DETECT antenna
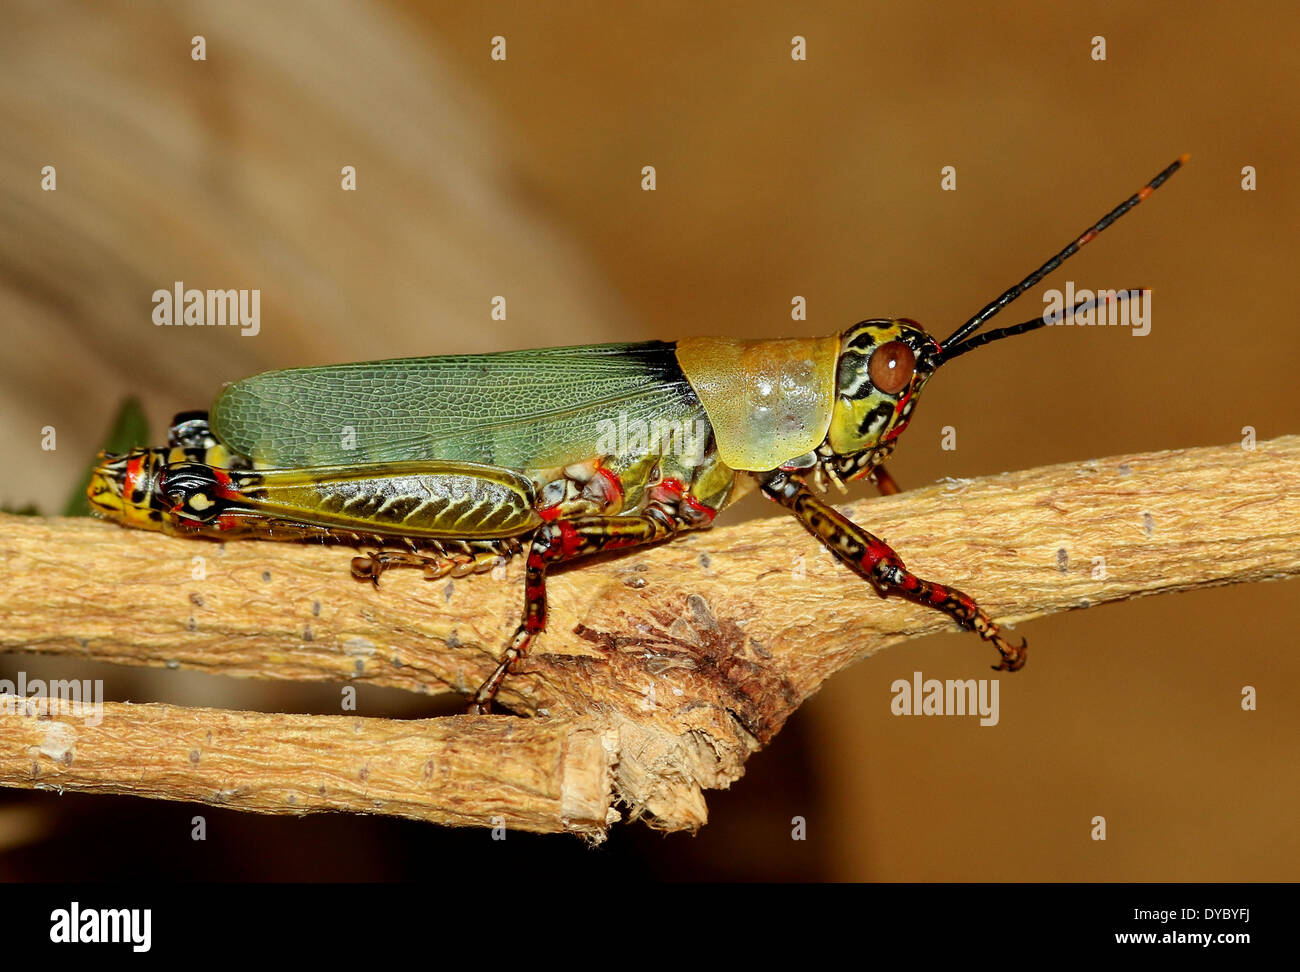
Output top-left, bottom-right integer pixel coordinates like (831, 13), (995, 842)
(937, 155), (1188, 360)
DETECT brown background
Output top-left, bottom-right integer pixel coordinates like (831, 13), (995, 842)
(0, 0), (1296, 880)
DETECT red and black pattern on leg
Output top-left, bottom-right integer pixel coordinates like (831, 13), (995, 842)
(649, 478), (717, 527)
(760, 472), (1026, 672)
(468, 535), (553, 713)
(468, 512), (679, 713)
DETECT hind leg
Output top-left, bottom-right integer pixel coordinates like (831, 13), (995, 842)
(468, 512), (676, 713)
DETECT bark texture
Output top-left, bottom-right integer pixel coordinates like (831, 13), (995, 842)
(1, 437), (1296, 836)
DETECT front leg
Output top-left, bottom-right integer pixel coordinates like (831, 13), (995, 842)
(761, 472), (1026, 672)
(869, 464), (901, 496)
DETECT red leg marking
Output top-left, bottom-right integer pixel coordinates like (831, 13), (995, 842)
(467, 511), (680, 713)
(762, 474), (1026, 672)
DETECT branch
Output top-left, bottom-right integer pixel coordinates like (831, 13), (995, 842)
(1, 437), (1297, 836)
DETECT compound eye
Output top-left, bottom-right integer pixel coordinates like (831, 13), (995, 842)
(868, 341), (916, 395)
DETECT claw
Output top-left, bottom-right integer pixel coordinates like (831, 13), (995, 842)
(350, 554), (383, 587)
(991, 636), (1028, 672)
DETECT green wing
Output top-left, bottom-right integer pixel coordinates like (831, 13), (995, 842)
(210, 341), (709, 470)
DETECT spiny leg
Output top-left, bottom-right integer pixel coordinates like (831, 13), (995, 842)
(352, 549), (452, 584)
(762, 473), (1025, 671)
(469, 511), (677, 713)
(350, 546), (509, 585)
(467, 534), (551, 714)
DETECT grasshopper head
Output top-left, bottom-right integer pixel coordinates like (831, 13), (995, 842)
(827, 319), (942, 472)
(823, 157), (1188, 483)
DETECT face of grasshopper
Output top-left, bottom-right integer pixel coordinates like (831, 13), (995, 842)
(826, 319), (942, 475)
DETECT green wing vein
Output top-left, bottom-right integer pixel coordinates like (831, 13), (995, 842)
(210, 341), (707, 470)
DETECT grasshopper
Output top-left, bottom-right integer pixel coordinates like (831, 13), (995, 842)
(89, 157), (1187, 712)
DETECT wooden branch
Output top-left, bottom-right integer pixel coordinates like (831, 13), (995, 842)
(0, 703), (615, 833)
(2, 436), (1297, 836)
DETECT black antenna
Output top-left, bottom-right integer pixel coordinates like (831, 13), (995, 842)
(939, 289), (1148, 363)
(937, 155), (1188, 360)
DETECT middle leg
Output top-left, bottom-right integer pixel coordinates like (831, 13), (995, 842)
(350, 539), (519, 585)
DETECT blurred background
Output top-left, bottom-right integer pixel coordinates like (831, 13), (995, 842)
(0, 0), (1297, 880)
